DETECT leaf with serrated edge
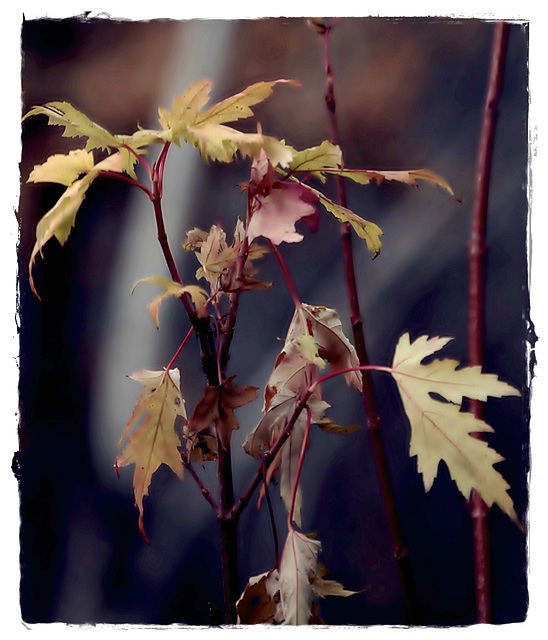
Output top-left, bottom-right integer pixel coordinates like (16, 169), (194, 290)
(288, 141), (342, 182)
(116, 368), (186, 542)
(236, 570), (282, 624)
(291, 304), (362, 391)
(132, 276), (209, 326)
(23, 102), (121, 152)
(242, 330), (329, 525)
(186, 123), (295, 166)
(28, 152), (124, 297)
(247, 183), (318, 246)
(159, 78), (298, 164)
(279, 530), (321, 625)
(189, 377), (258, 450)
(195, 79), (299, 127)
(27, 149), (95, 186)
(390, 332), (522, 529)
(316, 191), (383, 256)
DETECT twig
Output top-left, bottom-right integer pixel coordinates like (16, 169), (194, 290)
(467, 20), (509, 624)
(318, 20), (423, 624)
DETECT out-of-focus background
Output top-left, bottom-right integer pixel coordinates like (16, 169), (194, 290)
(17, 16), (529, 625)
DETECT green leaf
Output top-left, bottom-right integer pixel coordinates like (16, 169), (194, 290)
(390, 333), (522, 530)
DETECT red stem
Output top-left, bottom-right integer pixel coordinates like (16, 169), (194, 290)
(320, 22), (422, 624)
(288, 405), (312, 528)
(268, 240), (302, 308)
(467, 20), (509, 624)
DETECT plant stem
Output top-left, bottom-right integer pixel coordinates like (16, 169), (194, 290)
(319, 21), (422, 625)
(467, 20), (509, 624)
(218, 442), (239, 624)
(149, 143), (239, 623)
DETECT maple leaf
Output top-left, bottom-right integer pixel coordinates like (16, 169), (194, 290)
(238, 541), (354, 625)
(236, 569), (283, 624)
(194, 79), (299, 127)
(158, 78), (298, 165)
(326, 166), (455, 197)
(23, 102), (164, 179)
(288, 304), (363, 391)
(186, 124), (295, 166)
(116, 369), (187, 542)
(27, 149), (95, 186)
(189, 377), (258, 450)
(307, 186), (384, 256)
(247, 183), (319, 246)
(287, 140), (342, 182)
(28, 152), (124, 297)
(390, 333), (522, 529)
(279, 530), (322, 625)
(185, 220), (270, 293)
(194, 224), (238, 290)
(244, 304), (360, 524)
(22, 101), (122, 152)
(132, 276), (209, 326)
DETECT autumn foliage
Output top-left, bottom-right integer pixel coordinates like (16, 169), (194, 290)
(23, 69), (522, 625)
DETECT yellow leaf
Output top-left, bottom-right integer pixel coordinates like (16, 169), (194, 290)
(390, 333), (522, 530)
(186, 123), (295, 166)
(288, 141), (342, 182)
(294, 183), (383, 257)
(132, 276), (209, 326)
(28, 152), (124, 297)
(158, 78), (213, 140)
(195, 79), (299, 127)
(318, 192), (383, 256)
(158, 78), (298, 165)
(323, 167), (455, 197)
(23, 101), (121, 152)
(27, 149), (94, 186)
(116, 369), (186, 542)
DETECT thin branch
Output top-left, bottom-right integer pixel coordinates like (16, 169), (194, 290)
(268, 240), (302, 309)
(262, 456), (280, 568)
(319, 20), (423, 625)
(467, 20), (509, 624)
(288, 405), (312, 528)
(182, 456), (220, 514)
(96, 170), (153, 199)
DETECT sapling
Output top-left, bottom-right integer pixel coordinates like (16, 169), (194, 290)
(21, 22), (524, 626)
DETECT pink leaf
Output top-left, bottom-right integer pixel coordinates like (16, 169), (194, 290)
(247, 183), (318, 245)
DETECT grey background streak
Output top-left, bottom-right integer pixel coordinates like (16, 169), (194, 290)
(17, 17), (529, 625)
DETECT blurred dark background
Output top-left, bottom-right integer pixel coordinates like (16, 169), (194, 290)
(17, 17), (530, 625)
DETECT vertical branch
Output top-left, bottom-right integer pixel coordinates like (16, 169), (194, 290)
(150, 142), (240, 623)
(317, 20), (422, 624)
(467, 20), (509, 624)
